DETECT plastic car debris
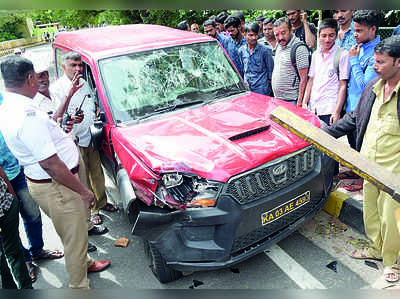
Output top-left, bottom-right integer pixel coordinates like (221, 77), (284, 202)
(364, 260), (379, 270)
(189, 279), (204, 288)
(326, 261), (337, 273)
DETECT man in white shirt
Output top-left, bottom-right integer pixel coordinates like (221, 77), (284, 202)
(32, 60), (105, 250)
(302, 18), (350, 125)
(50, 52), (117, 227)
(0, 56), (111, 289)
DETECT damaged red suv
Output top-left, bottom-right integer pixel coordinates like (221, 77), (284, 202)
(53, 24), (335, 283)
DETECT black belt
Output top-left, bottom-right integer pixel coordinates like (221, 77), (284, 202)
(27, 165), (79, 184)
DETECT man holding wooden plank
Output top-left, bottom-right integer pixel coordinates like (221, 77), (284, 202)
(273, 35), (400, 284)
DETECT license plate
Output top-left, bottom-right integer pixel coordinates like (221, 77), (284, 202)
(261, 191), (311, 225)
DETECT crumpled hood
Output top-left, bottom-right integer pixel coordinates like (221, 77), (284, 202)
(112, 93), (320, 182)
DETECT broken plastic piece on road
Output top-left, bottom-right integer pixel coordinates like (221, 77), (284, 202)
(113, 238), (130, 247)
(188, 279), (204, 288)
(193, 280), (204, 287)
(230, 267), (240, 273)
(326, 261), (337, 273)
(365, 260), (379, 270)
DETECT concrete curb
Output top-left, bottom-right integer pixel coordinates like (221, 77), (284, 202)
(323, 190), (365, 234)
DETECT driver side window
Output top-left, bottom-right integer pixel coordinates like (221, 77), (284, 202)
(82, 62), (106, 122)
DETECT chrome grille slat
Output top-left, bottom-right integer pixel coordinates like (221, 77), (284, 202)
(222, 146), (319, 205)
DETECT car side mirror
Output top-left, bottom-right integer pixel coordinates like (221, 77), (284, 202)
(99, 111), (106, 122)
(90, 118), (104, 151)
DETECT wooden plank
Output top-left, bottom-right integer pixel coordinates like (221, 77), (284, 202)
(269, 106), (400, 203)
(396, 209), (400, 233)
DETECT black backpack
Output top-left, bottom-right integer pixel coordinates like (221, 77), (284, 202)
(290, 42), (312, 87)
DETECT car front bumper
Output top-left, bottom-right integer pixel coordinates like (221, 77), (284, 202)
(132, 153), (335, 272)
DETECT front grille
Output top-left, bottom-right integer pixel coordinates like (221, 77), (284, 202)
(231, 196), (320, 254)
(222, 146), (319, 205)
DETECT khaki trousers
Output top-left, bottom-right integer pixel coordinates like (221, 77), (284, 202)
(27, 174), (94, 289)
(79, 143), (107, 215)
(364, 180), (400, 267)
(76, 154), (94, 231)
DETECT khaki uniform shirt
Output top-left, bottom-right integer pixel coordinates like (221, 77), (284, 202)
(360, 79), (400, 175)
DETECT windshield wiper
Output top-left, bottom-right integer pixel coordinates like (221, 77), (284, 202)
(135, 100), (205, 122)
(176, 90), (207, 100)
(154, 100), (205, 112)
(213, 86), (245, 99)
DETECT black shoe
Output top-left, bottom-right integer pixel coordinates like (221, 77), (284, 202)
(88, 225), (109, 236)
(88, 242), (97, 252)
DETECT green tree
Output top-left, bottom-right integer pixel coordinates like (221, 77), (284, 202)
(382, 10), (400, 26)
(97, 10), (142, 26)
(0, 10), (28, 41)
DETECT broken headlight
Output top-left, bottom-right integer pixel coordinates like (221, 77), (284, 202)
(162, 173), (183, 188)
(160, 173), (223, 208)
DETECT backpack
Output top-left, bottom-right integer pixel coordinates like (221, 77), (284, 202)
(333, 48), (372, 78)
(362, 56), (373, 73)
(290, 42), (312, 87)
(333, 47), (345, 79)
(333, 48), (372, 115)
(332, 47), (346, 115)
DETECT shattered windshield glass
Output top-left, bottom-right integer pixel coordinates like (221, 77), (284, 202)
(99, 41), (246, 123)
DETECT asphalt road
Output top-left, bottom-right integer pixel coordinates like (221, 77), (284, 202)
(2, 44), (400, 290)
(22, 167), (395, 290)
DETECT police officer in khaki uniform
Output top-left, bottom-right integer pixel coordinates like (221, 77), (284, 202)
(0, 56), (110, 289)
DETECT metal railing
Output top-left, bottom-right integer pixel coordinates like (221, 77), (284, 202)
(378, 27), (396, 39)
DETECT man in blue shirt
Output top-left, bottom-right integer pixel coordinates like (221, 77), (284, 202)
(215, 11), (229, 36)
(0, 93), (63, 283)
(333, 10), (356, 50)
(203, 19), (227, 49)
(223, 15), (247, 77)
(338, 10), (382, 190)
(346, 11), (382, 114)
(238, 22), (274, 96)
(393, 25), (400, 36)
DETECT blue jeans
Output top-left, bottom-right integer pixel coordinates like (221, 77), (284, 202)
(10, 169), (44, 262)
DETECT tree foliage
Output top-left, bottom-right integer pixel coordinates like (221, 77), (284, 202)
(0, 10), (28, 41)
(382, 10), (400, 26)
(1, 9), (400, 42)
(26, 9), (324, 31)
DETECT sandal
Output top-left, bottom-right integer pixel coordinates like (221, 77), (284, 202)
(91, 213), (103, 225)
(392, 263), (400, 274)
(336, 171), (359, 180)
(384, 266), (399, 283)
(101, 203), (118, 212)
(27, 262), (38, 283)
(32, 249), (64, 261)
(349, 248), (383, 261)
(343, 182), (363, 192)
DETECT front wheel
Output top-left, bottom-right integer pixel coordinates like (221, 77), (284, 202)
(144, 240), (183, 283)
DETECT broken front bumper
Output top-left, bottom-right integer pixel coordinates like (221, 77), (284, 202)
(132, 152), (335, 272)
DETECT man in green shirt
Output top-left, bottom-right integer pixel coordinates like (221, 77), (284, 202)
(358, 36), (400, 284)
(324, 35), (400, 284)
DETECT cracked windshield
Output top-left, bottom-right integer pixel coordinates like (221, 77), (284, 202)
(99, 41), (245, 123)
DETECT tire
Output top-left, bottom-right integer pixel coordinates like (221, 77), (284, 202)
(144, 240), (183, 283)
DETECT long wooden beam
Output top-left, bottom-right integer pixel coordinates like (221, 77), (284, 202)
(269, 106), (400, 203)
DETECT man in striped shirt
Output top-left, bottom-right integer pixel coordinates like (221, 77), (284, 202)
(271, 17), (310, 106)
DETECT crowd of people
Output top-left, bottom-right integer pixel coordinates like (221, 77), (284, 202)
(179, 8), (400, 286)
(0, 9), (399, 289)
(0, 51), (118, 289)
